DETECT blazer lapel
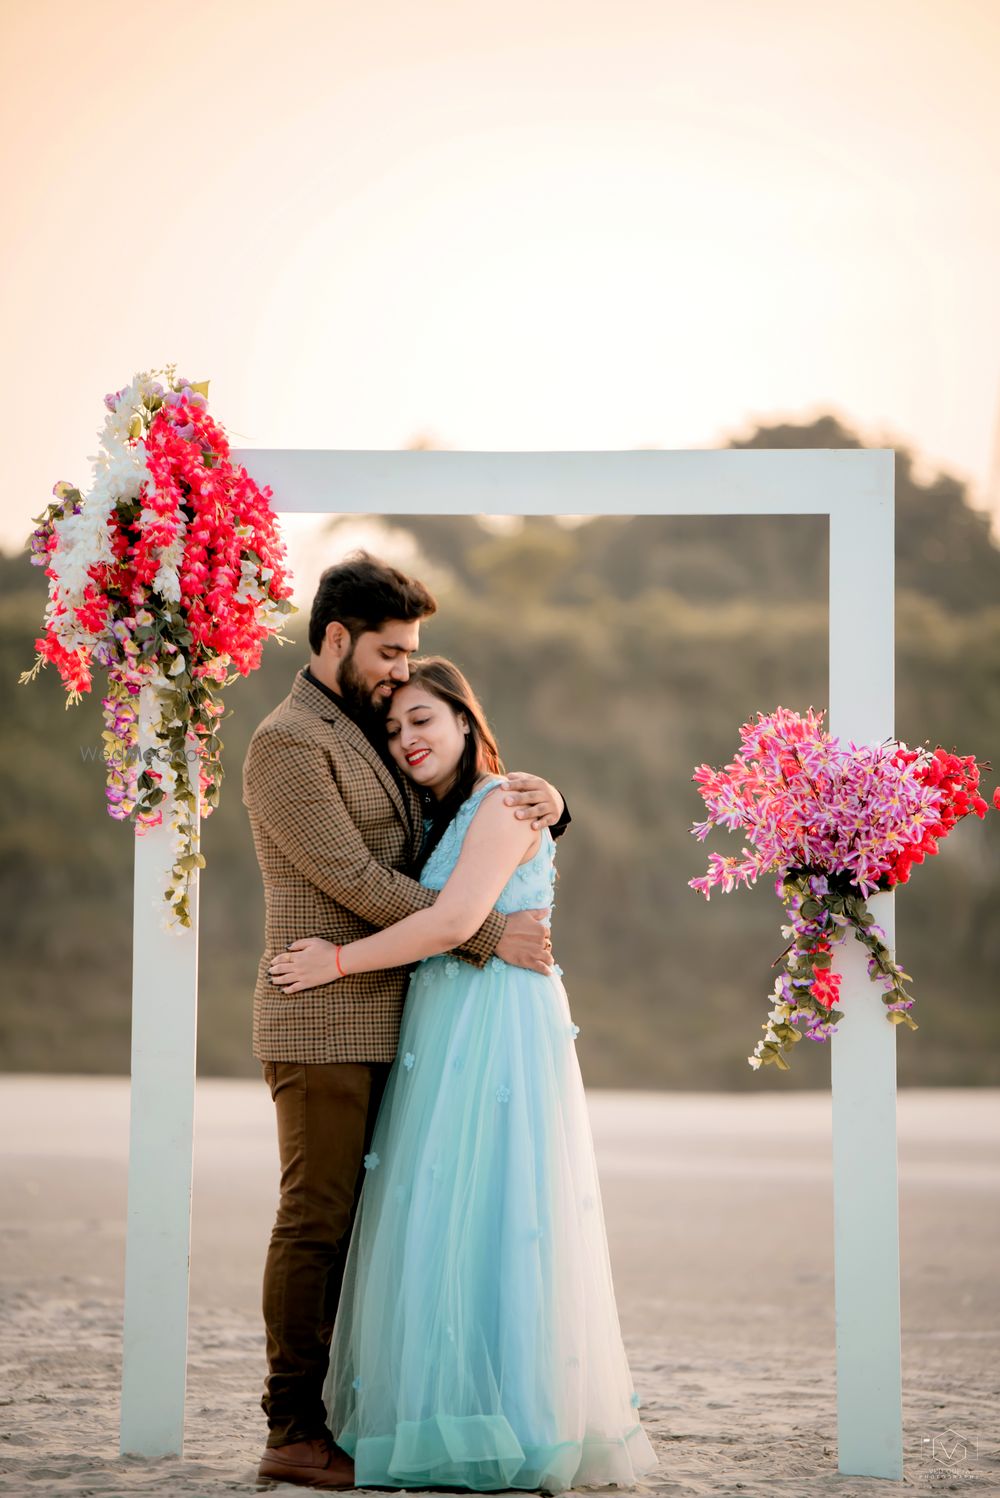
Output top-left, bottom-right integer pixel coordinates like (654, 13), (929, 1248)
(291, 668), (421, 848)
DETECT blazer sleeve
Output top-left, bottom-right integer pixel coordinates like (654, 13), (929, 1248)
(243, 724), (506, 965)
(550, 792), (572, 839)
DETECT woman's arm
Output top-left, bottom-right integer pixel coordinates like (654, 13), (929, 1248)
(244, 722), (509, 964)
(268, 787), (543, 992)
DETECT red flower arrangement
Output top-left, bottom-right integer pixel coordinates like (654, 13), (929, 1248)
(21, 368), (297, 928)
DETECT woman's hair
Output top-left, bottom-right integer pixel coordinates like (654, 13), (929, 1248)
(308, 549), (437, 654)
(399, 656), (505, 867)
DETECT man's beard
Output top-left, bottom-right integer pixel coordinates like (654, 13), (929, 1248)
(339, 646), (392, 730)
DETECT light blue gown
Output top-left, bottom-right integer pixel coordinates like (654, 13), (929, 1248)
(324, 777), (658, 1492)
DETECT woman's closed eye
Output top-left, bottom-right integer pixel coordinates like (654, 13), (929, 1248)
(388, 717), (430, 740)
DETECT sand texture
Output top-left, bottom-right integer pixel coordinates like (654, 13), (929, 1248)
(1, 1078), (997, 1495)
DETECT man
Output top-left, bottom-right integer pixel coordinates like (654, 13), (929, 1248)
(243, 551), (569, 1490)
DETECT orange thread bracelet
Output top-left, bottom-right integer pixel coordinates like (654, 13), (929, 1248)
(335, 945), (347, 977)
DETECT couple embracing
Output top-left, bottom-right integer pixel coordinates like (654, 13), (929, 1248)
(242, 552), (657, 1493)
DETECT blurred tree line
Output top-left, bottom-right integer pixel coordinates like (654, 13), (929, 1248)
(1, 413), (998, 1088)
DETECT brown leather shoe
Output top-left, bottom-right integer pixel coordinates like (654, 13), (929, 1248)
(257, 1436), (356, 1490)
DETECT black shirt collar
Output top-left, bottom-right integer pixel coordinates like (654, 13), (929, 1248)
(303, 665), (387, 743)
(303, 664), (354, 716)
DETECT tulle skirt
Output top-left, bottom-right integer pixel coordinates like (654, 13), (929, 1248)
(323, 952), (658, 1493)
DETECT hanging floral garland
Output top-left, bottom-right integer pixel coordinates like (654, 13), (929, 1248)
(688, 707), (999, 1072)
(20, 367), (297, 929)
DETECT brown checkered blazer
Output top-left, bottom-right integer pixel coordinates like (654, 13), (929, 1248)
(242, 665), (506, 1063)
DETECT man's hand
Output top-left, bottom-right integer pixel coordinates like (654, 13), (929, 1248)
(496, 908), (554, 974)
(501, 772), (565, 832)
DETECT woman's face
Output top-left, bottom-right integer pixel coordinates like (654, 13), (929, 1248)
(385, 682), (470, 798)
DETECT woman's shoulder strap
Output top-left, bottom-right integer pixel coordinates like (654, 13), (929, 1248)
(459, 773), (505, 819)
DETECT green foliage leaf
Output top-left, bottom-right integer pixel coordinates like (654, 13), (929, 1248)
(174, 851), (207, 872)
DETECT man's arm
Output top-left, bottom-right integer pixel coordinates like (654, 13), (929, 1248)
(243, 724), (504, 966)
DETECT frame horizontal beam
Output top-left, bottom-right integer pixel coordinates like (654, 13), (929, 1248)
(231, 446), (893, 517)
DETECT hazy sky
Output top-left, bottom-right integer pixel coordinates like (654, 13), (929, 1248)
(4, 0), (999, 587)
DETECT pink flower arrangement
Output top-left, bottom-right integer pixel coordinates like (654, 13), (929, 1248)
(689, 707), (998, 1071)
(21, 367), (297, 928)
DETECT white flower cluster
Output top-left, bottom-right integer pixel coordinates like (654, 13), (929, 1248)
(46, 372), (163, 650)
(748, 979), (793, 1068)
(254, 599), (288, 634)
(233, 555), (268, 607)
(152, 512), (187, 605)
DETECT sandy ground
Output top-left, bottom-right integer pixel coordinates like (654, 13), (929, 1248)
(0, 1078), (997, 1496)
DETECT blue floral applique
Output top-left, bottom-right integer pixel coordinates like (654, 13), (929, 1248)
(403, 1051), (415, 1070)
(352, 1375), (363, 1391)
(444, 959), (460, 978)
(363, 1152), (380, 1171)
(489, 955), (505, 973)
(495, 1084), (511, 1104)
(570, 1022), (580, 1039)
(630, 1391), (641, 1409)
(553, 963), (564, 978)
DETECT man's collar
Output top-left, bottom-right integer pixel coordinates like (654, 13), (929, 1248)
(301, 663), (354, 716)
(292, 664), (349, 722)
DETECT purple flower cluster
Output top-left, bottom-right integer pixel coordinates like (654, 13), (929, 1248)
(690, 710), (934, 1074)
(689, 707), (945, 901)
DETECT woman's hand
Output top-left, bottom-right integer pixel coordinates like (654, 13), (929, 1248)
(268, 937), (342, 994)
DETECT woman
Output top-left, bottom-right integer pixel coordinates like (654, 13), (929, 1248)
(268, 658), (658, 1494)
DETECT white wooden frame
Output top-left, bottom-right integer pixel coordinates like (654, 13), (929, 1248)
(120, 447), (902, 1480)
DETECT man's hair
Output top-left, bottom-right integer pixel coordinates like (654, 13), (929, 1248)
(308, 550), (438, 654)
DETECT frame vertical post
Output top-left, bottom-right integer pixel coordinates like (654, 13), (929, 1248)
(828, 452), (903, 1478)
(120, 683), (201, 1457)
(117, 444), (902, 1476)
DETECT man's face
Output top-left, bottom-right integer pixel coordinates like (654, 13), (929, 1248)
(337, 618), (421, 718)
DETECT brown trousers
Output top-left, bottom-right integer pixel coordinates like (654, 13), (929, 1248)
(260, 1058), (391, 1448)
